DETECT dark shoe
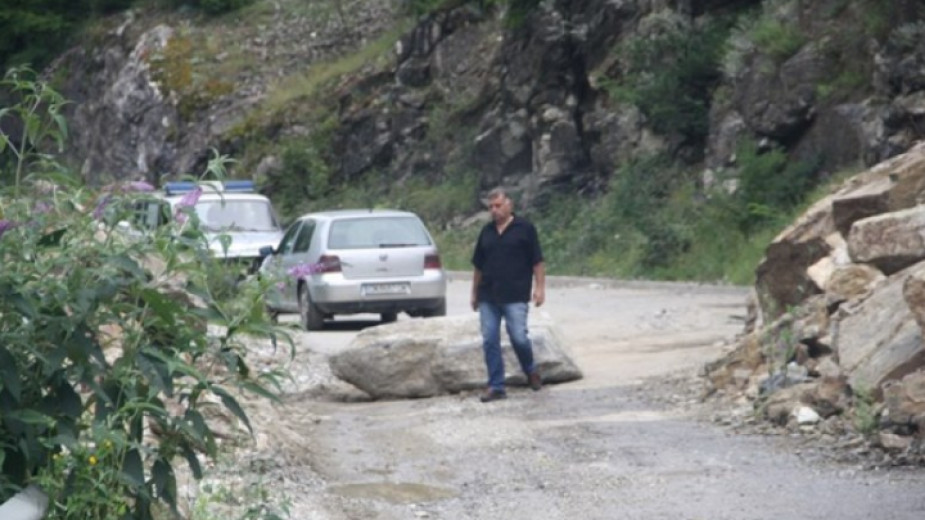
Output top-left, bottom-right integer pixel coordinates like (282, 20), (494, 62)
(528, 371), (543, 391)
(479, 388), (507, 403)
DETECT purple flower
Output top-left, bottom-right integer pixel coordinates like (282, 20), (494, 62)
(0, 220), (17, 239)
(92, 194), (113, 220)
(174, 187), (202, 224)
(33, 201), (52, 214)
(275, 281), (287, 291)
(127, 181), (155, 192)
(176, 186), (202, 208)
(287, 262), (322, 278)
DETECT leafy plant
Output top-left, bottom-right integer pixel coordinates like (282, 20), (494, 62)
(750, 18), (806, 63)
(723, 8), (806, 79)
(604, 17), (729, 146)
(192, 477), (291, 520)
(1, 68), (289, 519)
(271, 138), (334, 217)
(712, 138), (821, 235)
(0, 66), (69, 196)
(851, 385), (880, 436)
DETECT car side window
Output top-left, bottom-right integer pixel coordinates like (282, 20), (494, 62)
(278, 221), (303, 256)
(292, 219), (315, 253)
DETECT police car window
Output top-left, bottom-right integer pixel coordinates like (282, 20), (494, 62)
(131, 200), (169, 230)
(196, 200), (277, 231)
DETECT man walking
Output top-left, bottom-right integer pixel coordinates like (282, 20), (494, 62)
(470, 188), (546, 402)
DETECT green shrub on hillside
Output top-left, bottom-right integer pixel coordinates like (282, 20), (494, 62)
(0, 0), (252, 74)
(714, 139), (821, 234)
(271, 138), (334, 217)
(750, 18), (805, 63)
(604, 18), (729, 146)
(0, 0), (137, 71)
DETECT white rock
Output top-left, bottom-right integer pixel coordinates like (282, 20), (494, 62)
(794, 405), (821, 425)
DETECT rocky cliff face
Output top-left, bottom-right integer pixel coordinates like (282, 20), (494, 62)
(49, 1), (398, 185)
(47, 0), (925, 212)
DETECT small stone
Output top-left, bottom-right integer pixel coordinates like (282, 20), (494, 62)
(794, 405), (821, 425)
(879, 432), (913, 451)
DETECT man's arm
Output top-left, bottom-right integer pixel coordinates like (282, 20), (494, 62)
(471, 268), (482, 311)
(533, 262), (546, 307)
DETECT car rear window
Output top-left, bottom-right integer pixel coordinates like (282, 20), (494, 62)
(328, 216), (432, 249)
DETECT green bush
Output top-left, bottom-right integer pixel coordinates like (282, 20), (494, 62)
(1, 68), (288, 519)
(270, 138), (333, 218)
(716, 139), (821, 234)
(605, 18), (729, 146)
(750, 18), (806, 63)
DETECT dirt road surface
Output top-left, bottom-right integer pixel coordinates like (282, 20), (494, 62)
(210, 274), (925, 520)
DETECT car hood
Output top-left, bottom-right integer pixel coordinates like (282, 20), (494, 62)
(206, 230), (283, 259)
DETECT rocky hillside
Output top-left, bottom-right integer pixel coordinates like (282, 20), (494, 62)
(706, 142), (925, 462)
(45, 0), (925, 212)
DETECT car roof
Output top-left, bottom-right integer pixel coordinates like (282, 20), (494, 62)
(296, 209), (420, 222)
(150, 181), (272, 207)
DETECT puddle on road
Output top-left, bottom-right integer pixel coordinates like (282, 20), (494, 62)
(328, 482), (457, 504)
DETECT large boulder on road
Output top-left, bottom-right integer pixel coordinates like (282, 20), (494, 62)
(329, 313), (583, 399)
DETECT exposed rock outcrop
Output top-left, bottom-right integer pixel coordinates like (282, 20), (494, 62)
(708, 142), (925, 451)
(328, 313), (582, 399)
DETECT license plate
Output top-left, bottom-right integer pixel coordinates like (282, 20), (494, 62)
(363, 283), (410, 296)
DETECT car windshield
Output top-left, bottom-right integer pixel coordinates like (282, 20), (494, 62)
(195, 200), (278, 231)
(328, 216), (432, 249)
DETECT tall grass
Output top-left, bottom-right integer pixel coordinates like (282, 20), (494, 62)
(262, 22), (411, 115)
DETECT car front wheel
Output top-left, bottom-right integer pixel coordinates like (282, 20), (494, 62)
(298, 284), (325, 331)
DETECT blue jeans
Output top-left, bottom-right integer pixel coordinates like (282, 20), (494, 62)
(479, 301), (536, 391)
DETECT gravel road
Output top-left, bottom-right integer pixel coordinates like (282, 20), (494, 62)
(196, 274), (925, 520)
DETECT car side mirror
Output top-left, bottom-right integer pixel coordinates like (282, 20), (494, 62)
(258, 245), (275, 258)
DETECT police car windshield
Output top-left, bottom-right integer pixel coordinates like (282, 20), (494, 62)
(195, 200), (278, 231)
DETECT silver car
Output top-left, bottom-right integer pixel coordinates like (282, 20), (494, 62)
(259, 209), (447, 330)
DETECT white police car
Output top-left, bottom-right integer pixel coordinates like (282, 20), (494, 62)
(130, 180), (284, 274)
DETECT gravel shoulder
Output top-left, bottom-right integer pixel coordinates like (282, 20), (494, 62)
(195, 274), (925, 519)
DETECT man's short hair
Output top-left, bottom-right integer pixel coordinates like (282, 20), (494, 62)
(487, 187), (509, 201)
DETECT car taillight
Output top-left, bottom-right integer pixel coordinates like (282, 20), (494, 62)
(424, 254), (442, 269)
(317, 254), (342, 273)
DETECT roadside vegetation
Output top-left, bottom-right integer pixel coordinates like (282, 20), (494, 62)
(0, 68), (289, 519)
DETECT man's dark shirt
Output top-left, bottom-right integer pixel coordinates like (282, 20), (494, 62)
(472, 215), (544, 304)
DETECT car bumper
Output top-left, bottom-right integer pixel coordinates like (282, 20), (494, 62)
(309, 271), (446, 314)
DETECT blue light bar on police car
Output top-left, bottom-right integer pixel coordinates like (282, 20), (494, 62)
(163, 181), (197, 195)
(163, 180), (256, 195)
(223, 180), (256, 192)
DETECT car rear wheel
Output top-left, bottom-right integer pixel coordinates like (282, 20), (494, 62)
(298, 284), (325, 331)
(422, 298), (447, 318)
(380, 312), (398, 324)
